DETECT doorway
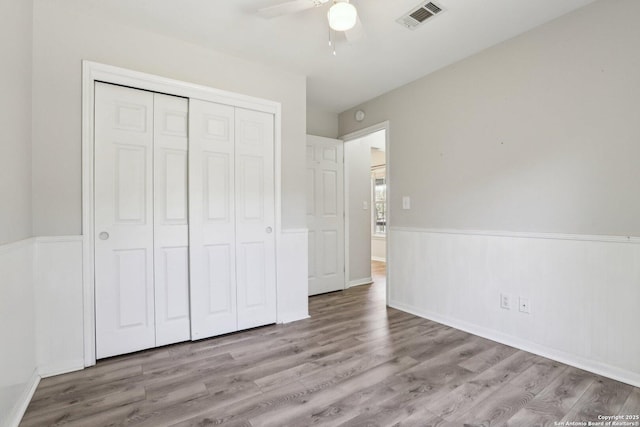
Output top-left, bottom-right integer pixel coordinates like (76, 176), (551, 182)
(370, 133), (386, 265)
(342, 122), (390, 304)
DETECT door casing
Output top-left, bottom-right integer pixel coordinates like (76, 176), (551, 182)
(82, 61), (283, 367)
(340, 122), (391, 302)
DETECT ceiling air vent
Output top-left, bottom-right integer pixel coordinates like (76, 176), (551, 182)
(397, 1), (444, 30)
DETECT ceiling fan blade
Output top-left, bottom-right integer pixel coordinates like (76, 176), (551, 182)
(344, 15), (365, 42)
(258, 0), (319, 19)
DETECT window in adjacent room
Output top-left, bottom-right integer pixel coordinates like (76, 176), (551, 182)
(372, 171), (386, 235)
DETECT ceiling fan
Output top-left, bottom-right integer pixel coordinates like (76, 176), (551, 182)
(258, 0), (365, 49)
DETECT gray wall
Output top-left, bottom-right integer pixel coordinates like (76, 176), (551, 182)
(0, 0), (33, 245)
(32, 0), (307, 235)
(345, 136), (372, 283)
(340, 0), (640, 237)
(307, 106), (339, 139)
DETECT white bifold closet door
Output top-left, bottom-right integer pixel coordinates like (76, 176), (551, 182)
(94, 83), (190, 359)
(152, 93), (191, 347)
(235, 107), (276, 330)
(189, 99), (276, 340)
(188, 101), (237, 339)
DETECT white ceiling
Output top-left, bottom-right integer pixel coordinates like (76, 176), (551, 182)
(68, 0), (596, 113)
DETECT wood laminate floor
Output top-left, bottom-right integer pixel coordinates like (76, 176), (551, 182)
(22, 261), (639, 426)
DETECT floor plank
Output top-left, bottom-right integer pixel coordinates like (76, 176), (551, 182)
(561, 376), (633, 424)
(506, 366), (597, 426)
(21, 261), (639, 427)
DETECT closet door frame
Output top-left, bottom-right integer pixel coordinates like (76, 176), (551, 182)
(81, 61), (282, 367)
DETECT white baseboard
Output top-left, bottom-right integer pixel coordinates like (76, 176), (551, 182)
(347, 277), (373, 288)
(371, 256), (386, 262)
(38, 358), (85, 378)
(389, 299), (640, 389)
(5, 369), (40, 427)
(278, 313), (310, 324)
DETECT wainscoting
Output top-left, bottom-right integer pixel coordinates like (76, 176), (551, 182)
(0, 230), (309, 427)
(0, 235), (84, 427)
(0, 238), (37, 427)
(388, 226), (640, 388)
(277, 228), (310, 323)
(34, 236), (84, 377)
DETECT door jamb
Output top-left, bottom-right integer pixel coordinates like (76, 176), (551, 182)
(82, 61), (282, 367)
(339, 121), (391, 303)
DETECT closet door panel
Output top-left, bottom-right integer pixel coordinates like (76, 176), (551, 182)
(205, 244), (234, 313)
(189, 100), (238, 339)
(153, 93), (191, 346)
(94, 83), (156, 359)
(235, 108), (277, 330)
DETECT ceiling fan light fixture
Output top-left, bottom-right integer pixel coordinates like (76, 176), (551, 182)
(327, 1), (357, 31)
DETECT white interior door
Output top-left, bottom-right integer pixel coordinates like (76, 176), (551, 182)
(94, 83), (156, 358)
(306, 135), (345, 296)
(235, 108), (276, 330)
(153, 93), (191, 346)
(189, 100), (238, 339)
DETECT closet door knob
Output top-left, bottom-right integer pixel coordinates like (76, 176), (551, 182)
(99, 232), (110, 240)
(265, 226), (273, 234)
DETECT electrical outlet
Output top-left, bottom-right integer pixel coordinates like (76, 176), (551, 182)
(519, 297), (531, 314)
(500, 293), (511, 310)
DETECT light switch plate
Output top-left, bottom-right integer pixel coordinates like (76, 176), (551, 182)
(402, 196), (411, 210)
